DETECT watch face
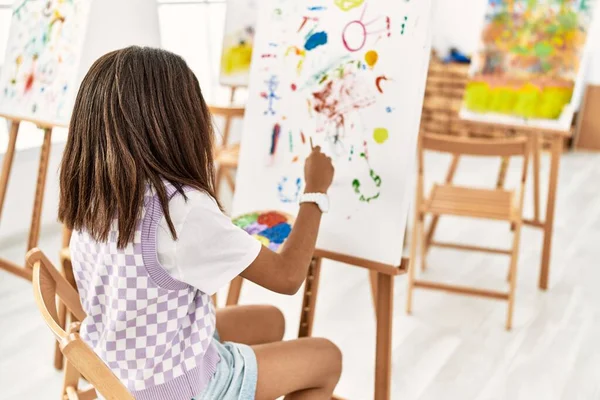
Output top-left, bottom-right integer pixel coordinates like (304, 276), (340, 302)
(318, 196), (330, 213)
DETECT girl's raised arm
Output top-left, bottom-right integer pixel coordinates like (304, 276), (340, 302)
(241, 145), (334, 295)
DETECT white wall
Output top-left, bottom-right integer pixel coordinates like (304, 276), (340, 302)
(431, 0), (487, 58)
(588, 6), (600, 84)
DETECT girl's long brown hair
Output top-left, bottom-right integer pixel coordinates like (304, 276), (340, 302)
(59, 46), (218, 248)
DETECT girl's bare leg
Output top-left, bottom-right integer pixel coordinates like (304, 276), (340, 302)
(253, 337), (342, 400)
(216, 305), (285, 345)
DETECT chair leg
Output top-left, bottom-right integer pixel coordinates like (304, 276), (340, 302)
(65, 386), (80, 400)
(506, 222), (522, 331)
(55, 300), (67, 370)
(419, 213), (427, 271)
(55, 254), (75, 370)
(62, 361), (82, 400)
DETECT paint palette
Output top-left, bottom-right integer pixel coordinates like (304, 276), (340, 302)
(233, 211), (294, 253)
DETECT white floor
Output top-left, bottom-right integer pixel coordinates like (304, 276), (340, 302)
(1, 150), (600, 400)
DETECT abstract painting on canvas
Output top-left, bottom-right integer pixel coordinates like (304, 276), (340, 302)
(219, 0), (259, 87)
(233, 0), (433, 266)
(461, 0), (597, 130)
(0, 0), (92, 126)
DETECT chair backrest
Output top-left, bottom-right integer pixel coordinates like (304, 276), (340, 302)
(209, 105), (245, 147)
(27, 249), (134, 400)
(421, 134), (530, 158)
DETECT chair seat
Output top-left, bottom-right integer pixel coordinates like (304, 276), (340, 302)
(215, 144), (240, 168)
(424, 184), (517, 221)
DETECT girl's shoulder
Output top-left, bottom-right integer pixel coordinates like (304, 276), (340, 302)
(174, 187), (219, 213)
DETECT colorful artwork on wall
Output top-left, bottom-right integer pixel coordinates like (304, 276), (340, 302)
(219, 0), (259, 87)
(462, 0), (598, 129)
(0, 0), (92, 126)
(233, 0), (433, 266)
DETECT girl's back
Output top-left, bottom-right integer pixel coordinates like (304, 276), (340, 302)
(60, 46), (341, 400)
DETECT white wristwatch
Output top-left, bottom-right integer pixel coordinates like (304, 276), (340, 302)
(299, 193), (330, 213)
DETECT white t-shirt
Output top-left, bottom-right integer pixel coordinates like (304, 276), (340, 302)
(156, 190), (262, 295)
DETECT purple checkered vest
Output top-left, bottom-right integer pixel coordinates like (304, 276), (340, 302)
(70, 184), (220, 400)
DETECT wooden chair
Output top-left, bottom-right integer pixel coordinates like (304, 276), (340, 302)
(54, 228), (75, 370)
(27, 248), (134, 400)
(209, 105), (245, 195)
(419, 57), (519, 252)
(406, 134), (530, 330)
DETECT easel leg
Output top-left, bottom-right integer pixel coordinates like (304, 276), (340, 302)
(425, 155), (459, 250)
(374, 273), (393, 400)
(226, 276), (244, 306)
(27, 128), (52, 251)
(215, 166), (224, 200)
(298, 257), (322, 338)
(62, 226), (72, 248)
(532, 133), (541, 223)
(229, 86), (237, 105)
(369, 270), (378, 315)
(0, 121), (19, 219)
(539, 136), (562, 290)
(224, 168), (236, 193)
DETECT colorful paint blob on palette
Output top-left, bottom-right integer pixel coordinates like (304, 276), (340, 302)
(233, 211), (294, 252)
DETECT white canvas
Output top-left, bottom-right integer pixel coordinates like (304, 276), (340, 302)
(233, 0), (433, 266)
(219, 0), (259, 87)
(0, 0), (92, 126)
(0, 0), (161, 128)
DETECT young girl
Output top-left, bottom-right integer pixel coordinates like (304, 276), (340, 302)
(59, 46), (341, 400)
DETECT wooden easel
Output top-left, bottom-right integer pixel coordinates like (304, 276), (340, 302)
(0, 113), (60, 281)
(298, 250), (409, 400)
(213, 85), (244, 195)
(224, 223), (410, 399)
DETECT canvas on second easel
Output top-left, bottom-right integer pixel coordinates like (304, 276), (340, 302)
(0, 0), (92, 126)
(219, 0), (259, 87)
(461, 0), (598, 131)
(233, 0), (433, 266)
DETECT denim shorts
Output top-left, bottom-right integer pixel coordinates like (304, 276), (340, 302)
(195, 333), (258, 400)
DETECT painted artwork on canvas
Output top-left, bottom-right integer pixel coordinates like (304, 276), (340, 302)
(219, 0), (259, 87)
(462, 0), (597, 128)
(0, 0), (92, 126)
(233, 0), (433, 266)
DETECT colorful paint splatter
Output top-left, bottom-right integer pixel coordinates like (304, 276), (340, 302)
(238, 0), (420, 205)
(0, 0), (92, 126)
(233, 0), (433, 266)
(233, 211), (294, 252)
(464, 0), (597, 120)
